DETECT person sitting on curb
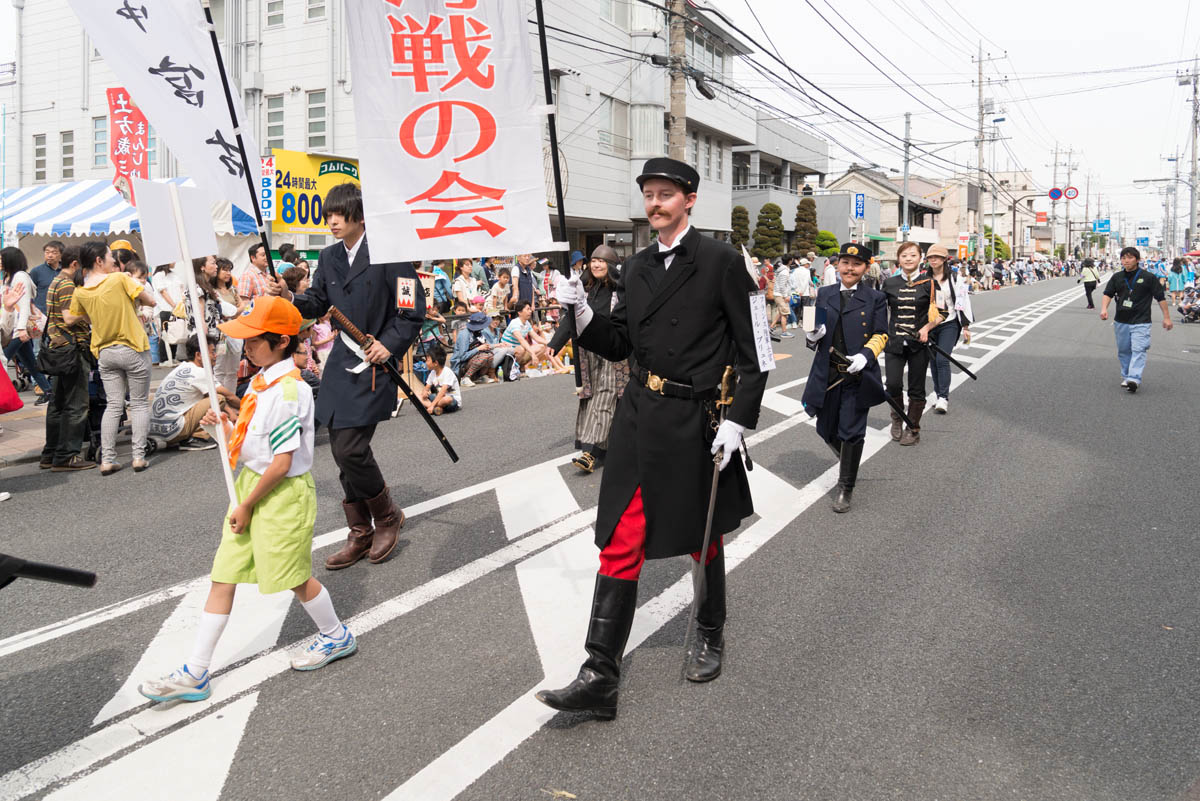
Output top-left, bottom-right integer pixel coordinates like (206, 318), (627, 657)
(149, 334), (240, 451)
(416, 344), (461, 416)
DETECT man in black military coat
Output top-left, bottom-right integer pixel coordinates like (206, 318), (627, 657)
(801, 242), (888, 513)
(535, 157), (768, 720)
(269, 183), (425, 570)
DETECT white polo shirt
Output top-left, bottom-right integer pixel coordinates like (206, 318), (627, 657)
(237, 359), (315, 477)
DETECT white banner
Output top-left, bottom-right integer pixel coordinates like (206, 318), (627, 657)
(343, 0), (558, 262)
(68, 0), (260, 220)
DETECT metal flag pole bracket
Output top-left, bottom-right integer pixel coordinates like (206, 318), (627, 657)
(328, 306), (459, 463)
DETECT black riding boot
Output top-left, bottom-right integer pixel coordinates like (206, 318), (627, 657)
(535, 574), (638, 720)
(832, 439), (865, 513)
(684, 549), (727, 682)
(826, 438), (843, 460)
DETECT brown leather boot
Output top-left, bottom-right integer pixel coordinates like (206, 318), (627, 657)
(325, 500), (374, 570)
(366, 487), (405, 564)
(899, 399), (926, 446)
(889, 407), (904, 441)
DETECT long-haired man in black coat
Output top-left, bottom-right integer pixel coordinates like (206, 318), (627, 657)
(268, 183), (425, 570)
(535, 158), (768, 720)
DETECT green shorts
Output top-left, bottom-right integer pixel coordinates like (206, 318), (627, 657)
(210, 468), (317, 594)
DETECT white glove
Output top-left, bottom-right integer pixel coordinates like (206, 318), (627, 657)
(847, 352), (868, 374)
(805, 324), (826, 343)
(553, 271), (585, 306)
(710, 419), (745, 472)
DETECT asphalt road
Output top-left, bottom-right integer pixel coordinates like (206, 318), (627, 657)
(3, 275), (1199, 801)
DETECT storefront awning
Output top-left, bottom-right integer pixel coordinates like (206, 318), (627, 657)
(866, 233), (895, 242)
(0, 178), (256, 237)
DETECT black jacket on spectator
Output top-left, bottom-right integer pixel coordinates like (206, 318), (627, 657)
(577, 227), (767, 559)
(290, 236), (425, 428)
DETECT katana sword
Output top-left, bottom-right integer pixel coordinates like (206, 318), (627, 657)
(328, 306), (460, 463)
(682, 366), (736, 680)
(830, 347), (916, 429)
(0, 553), (96, 592)
(925, 340), (979, 380)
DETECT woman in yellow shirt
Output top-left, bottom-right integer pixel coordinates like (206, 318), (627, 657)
(64, 241), (158, 474)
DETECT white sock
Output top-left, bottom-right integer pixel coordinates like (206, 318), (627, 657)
(300, 586), (343, 638)
(187, 612), (229, 675)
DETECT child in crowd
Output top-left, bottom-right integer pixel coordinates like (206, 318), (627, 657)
(138, 296), (356, 704)
(418, 344), (461, 415)
(486, 267), (512, 315)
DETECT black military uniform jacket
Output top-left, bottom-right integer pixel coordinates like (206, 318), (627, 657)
(577, 227), (768, 559)
(800, 283), (888, 412)
(880, 271), (934, 353)
(290, 236), (425, 429)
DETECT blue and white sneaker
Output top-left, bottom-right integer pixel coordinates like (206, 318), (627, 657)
(290, 625), (357, 671)
(138, 665), (212, 703)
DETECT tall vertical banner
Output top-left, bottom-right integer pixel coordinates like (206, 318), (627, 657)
(69, 0), (260, 217)
(106, 88), (150, 206)
(343, 0), (559, 262)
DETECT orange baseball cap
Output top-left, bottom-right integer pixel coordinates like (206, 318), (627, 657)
(218, 295), (302, 339)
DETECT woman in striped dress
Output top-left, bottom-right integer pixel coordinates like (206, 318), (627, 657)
(571, 245), (629, 473)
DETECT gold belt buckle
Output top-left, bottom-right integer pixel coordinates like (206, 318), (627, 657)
(646, 372), (665, 394)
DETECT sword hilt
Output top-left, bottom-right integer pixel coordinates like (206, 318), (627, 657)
(716, 365), (735, 408)
(329, 306), (375, 349)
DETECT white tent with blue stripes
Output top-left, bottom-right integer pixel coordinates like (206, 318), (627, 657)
(0, 178), (256, 239)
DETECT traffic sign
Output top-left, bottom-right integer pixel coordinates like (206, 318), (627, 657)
(1048, 187), (1063, 200)
(1136, 237), (1150, 247)
(854, 193), (865, 219)
(1092, 218), (1110, 234)
(1064, 186), (1079, 200)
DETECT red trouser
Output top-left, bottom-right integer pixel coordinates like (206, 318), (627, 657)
(598, 487), (721, 580)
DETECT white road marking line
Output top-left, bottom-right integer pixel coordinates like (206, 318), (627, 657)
(3, 283), (1087, 801)
(44, 694), (260, 801)
(496, 462), (581, 541)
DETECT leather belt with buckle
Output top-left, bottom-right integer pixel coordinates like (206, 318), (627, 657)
(633, 366), (717, 401)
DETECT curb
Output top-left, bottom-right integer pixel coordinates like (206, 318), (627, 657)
(0, 447), (44, 469)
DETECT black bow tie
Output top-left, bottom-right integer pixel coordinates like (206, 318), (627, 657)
(840, 289), (855, 301)
(653, 245), (684, 262)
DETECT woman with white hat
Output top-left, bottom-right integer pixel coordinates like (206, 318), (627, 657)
(925, 243), (973, 414)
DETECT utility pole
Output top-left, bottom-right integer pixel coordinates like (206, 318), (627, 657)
(901, 112), (911, 242)
(976, 41), (985, 264)
(1083, 173), (1090, 257)
(1064, 147), (1077, 258)
(667, 0), (687, 161)
(1182, 57), (1199, 251)
(1049, 143), (1059, 257)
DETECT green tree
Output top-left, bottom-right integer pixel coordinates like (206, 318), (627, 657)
(814, 229), (839, 257)
(730, 205), (750, 248)
(983, 225), (1011, 260)
(752, 202), (785, 259)
(793, 197), (818, 255)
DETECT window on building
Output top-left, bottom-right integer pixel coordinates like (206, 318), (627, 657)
(703, 135), (712, 180)
(602, 0), (627, 28)
(716, 141), (723, 182)
(147, 126), (157, 166)
(60, 131), (74, 181)
(307, 90), (327, 150)
(266, 95), (285, 150)
(266, 0), (283, 27)
(306, 0), (325, 20)
(598, 96), (629, 157)
(685, 28), (725, 77)
(689, 130), (699, 169)
(93, 117), (107, 168)
(33, 135), (46, 183)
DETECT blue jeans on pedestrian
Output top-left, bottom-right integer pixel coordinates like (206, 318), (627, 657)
(928, 320), (961, 399)
(3, 337), (52, 394)
(1114, 321), (1151, 383)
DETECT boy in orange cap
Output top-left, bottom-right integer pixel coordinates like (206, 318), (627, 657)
(138, 296), (356, 704)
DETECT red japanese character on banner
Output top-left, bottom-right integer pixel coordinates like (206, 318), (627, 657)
(387, 10), (494, 93)
(106, 87), (150, 206)
(398, 99), (496, 162)
(385, 1), (480, 12)
(405, 170), (506, 239)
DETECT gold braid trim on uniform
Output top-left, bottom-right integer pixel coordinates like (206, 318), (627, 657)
(865, 333), (887, 358)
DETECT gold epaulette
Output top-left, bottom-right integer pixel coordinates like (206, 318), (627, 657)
(865, 333), (887, 358)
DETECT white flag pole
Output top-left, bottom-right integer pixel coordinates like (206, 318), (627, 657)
(168, 182), (238, 506)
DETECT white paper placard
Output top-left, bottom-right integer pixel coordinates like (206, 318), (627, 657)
(749, 290), (776, 372)
(134, 179), (220, 267)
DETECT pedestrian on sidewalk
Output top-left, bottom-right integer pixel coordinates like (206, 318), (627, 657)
(1100, 246), (1173, 393)
(39, 246), (96, 472)
(2, 247), (54, 405)
(138, 297), (356, 705)
(0, 280), (29, 501)
(1079, 258), (1101, 309)
(538, 157), (767, 719)
(801, 242), (889, 513)
(63, 241), (158, 474)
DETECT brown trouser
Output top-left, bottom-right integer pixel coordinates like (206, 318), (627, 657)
(166, 397), (227, 445)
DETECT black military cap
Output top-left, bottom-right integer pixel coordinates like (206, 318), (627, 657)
(636, 157), (700, 193)
(836, 241), (870, 263)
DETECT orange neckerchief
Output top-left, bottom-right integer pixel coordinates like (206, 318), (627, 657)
(227, 367), (301, 470)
